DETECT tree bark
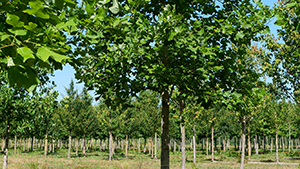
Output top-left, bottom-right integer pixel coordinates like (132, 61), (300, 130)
(68, 131), (72, 158)
(161, 89), (170, 169)
(211, 123), (215, 162)
(83, 135), (86, 157)
(276, 127), (279, 163)
(125, 134), (128, 158)
(174, 140), (176, 153)
(3, 121), (10, 169)
(14, 135), (17, 155)
(206, 137), (209, 156)
(248, 126), (251, 161)
(44, 134), (48, 157)
(270, 137), (273, 152)
(143, 138), (147, 153)
(155, 131), (157, 159)
(180, 100), (185, 169)
(76, 138), (79, 156)
(109, 130), (112, 161)
(240, 116), (246, 169)
(193, 125), (196, 164)
(289, 123), (291, 153)
(138, 138), (140, 152)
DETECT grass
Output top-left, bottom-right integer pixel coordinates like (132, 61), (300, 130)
(0, 147), (300, 168)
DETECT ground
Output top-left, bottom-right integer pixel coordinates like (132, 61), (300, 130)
(1, 148), (300, 168)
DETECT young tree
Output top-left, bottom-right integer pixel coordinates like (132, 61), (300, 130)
(73, 1), (272, 168)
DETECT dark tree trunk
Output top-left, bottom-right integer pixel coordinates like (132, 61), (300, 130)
(161, 89), (170, 169)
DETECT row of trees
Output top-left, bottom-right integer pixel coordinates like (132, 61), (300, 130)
(1, 78), (300, 167)
(1, 0), (300, 168)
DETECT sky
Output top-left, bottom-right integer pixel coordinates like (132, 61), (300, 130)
(50, 0), (279, 102)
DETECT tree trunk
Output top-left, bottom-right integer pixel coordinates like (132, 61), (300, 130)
(143, 138), (147, 153)
(255, 135), (258, 154)
(3, 121), (10, 169)
(211, 123), (215, 162)
(138, 138), (140, 152)
(174, 140), (176, 153)
(271, 137), (273, 152)
(161, 89), (170, 169)
(193, 125), (196, 164)
(282, 137), (285, 152)
(223, 137), (226, 152)
(14, 135), (17, 155)
(276, 127), (279, 163)
(206, 137), (209, 156)
(289, 123), (291, 153)
(83, 135), (86, 157)
(248, 126), (251, 161)
(227, 137), (230, 150)
(76, 138), (79, 156)
(240, 116), (246, 169)
(125, 134), (128, 158)
(32, 136), (35, 151)
(68, 131), (72, 158)
(44, 134), (48, 157)
(155, 131), (157, 159)
(151, 137), (154, 158)
(109, 130), (112, 161)
(180, 100), (185, 169)
(52, 139), (55, 153)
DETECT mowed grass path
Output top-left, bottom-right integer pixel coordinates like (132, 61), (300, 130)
(1, 148), (300, 168)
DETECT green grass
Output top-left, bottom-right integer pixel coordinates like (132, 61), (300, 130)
(1, 147), (300, 168)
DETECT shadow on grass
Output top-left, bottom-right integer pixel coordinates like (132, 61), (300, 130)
(260, 159), (275, 162)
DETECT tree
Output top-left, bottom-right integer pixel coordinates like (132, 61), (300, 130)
(0, 0), (74, 91)
(0, 73), (28, 169)
(73, 1), (272, 168)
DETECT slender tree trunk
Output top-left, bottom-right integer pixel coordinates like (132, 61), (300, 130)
(289, 123), (291, 153)
(227, 137), (230, 150)
(240, 116), (246, 169)
(31, 136), (34, 151)
(125, 134), (128, 158)
(223, 137), (226, 152)
(44, 134), (48, 157)
(144, 138), (147, 153)
(193, 125), (196, 164)
(255, 135), (258, 154)
(109, 130), (112, 161)
(248, 126), (251, 161)
(138, 138), (141, 152)
(76, 138), (79, 156)
(276, 128), (279, 163)
(3, 121), (10, 169)
(83, 135), (86, 157)
(161, 89), (170, 169)
(282, 137), (285, 152)
(206, 137), (209, 156)
(174, 140), (176, 153)
(211, 123), (215, 162)
(271, 137), (273, 153)
(68, 131), (72, 158)
(152, 137), (154, 158)
(52, 139), (55, 153)
(14, 135), (17, 155)
(180, 100), (185, 169)
(155, 131), (157, 159)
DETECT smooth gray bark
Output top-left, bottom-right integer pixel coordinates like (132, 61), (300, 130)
(68, 131), (72, 158)
(240, 116), (246, 169)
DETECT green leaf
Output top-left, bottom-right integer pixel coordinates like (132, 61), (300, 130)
(23, 22), (38, 31)
(17, 47), (35, 62)
(55, 0), (64, 10)
(109, 0), (119, 14)
(1, 34), (12, 41)
(56, 18), (76, 29)
(6, 13), (24, 27)
(37, 47), (52, 62)
(51, 52), (69, 62)
(287, 2), (297, 8)
(23, 2), (50, 19)
(236, 31), (245, 40)
(8, 28), (27, 36)
(64, 0), (76, 8)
